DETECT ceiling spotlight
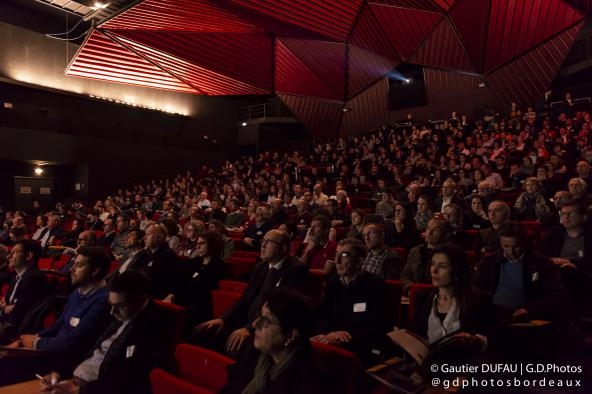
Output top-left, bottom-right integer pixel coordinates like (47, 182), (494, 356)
(242, 122), (247, 126)
(403, 78), (412, 84)
(91, 2), (110, 10)
(34, 167), (44, 176)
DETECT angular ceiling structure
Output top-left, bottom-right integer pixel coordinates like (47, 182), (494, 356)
(67, 0), (590, 135)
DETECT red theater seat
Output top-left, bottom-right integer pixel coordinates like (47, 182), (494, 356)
(175, 344), (234, 392)
(150, 368), (213, 394)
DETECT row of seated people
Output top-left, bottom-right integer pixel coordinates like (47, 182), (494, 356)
(0, 211), (583, 392)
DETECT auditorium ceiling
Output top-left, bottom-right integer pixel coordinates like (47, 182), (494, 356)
(15, 0), (592, 135)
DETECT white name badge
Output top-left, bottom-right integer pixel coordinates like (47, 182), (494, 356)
(192, 272), (199, 278)
(353, 302), (367, 313)
(126, 345), (136, 358)
(70, 317), (80, 327)
(532, 272), (540, 282)
(147, 261), (153, 267)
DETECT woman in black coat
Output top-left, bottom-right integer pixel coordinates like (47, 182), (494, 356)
(175, 230), (226, 338)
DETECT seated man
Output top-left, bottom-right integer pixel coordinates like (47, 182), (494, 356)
(241, 206), (274, 251)
(195, 229), (311, 357)
(59, 230), (97, 274)
(296, 215), (337, 274)
(0, 239), (50, 344)
(312, 238), (389, 367)
(40, 271), (177, 394)
(96, 218), (116, 248)
(473, 200), (511, 256)
(2, 247), (112, 385)
(361, 224), (402, 279)
(473, 221), (566, 324)
(143, 224), (180, 301)
(540, 199), (592, 315)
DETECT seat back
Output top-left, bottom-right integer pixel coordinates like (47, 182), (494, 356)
(385, 280), (404, 328)
(311, 341), (358, 394)
(150, 368), (213, 394)
(407, 284), (435, 331)
(218, 280), (248, 295)
(18, 295), (68, 335)
(154, 300), (186, 350)
(175, 344), (234, 392)
(225, 257), (257, 279)
(42, 270), (70, 295)
(211, 290), (241, 318)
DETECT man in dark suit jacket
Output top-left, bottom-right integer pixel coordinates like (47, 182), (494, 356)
(433, 179), (464, 213)
(41, 271), (176, 394)
(0, 239), (50, 344)
(196, 229), (311, 355)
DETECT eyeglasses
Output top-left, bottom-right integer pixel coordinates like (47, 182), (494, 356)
(196, 241), (207, 246)
(337, 251), (356, 259)
(261, 238), (281, 246)
(363, 231), (379, 238)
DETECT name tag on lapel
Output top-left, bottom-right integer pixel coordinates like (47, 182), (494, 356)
(126, 345), (136, 358)
(70, 317), (80, 327)
(532, 272), (539, 282)
(147, 261), (154, 267)
(192, 272), (199, 278)
(353, 302), (367, 313)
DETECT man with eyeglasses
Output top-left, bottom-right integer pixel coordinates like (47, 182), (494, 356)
(195, 229), (310, 357)
(40, 271), (177, 394)
(311, 238), (389, 367)
(59, 230), (97, 274)
(3, 247), (111, 385)
(541, 199), (592, 317)
(361, 224), (402, 279)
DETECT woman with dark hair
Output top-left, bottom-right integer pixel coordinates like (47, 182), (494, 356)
(410, 245), (494, 352)
(222, 288), (325, 394)
(385, 202), (421, 248)
(175, 230), (226, 337)
(346, 209), (366, 241)
(159, 217), (182, 254)
(207, 219), (235, 261)
(464, 196), (491, 230)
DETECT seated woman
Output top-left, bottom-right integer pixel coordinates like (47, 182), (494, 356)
(222, 287), (326, 394)
(346, 209), (366, 241)
(513, 177), (552, 222)
(174, 230), (226, 338)
(384, 202), (422, 248)
(464, 196), (491, 230)
(410, 245), (493, 349)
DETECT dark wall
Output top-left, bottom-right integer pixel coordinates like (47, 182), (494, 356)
(0, 126), (224, 206)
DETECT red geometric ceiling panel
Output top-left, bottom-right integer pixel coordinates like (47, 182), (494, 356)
(107, 32), (269, 95)
(410, 17), (476, 72)
(275, 40), (341, 100)
(66, 30), (198, 93)
(448, 0), (490, 72)
(280, 39), (346, 99)
(228, 0), (364, 41)
(369, 3), (443, 60)
(369, 0), (455, 12)
(484, 0), (584, 71)
(350, 5), (401, 62)
(67, 0), (589, 135)
(348, 44), (400, 99)
(279, 94), (344, 138)
(486, 21), (585, 108)
(109, 30), (273, 92)
(102, 0), (262, 33)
